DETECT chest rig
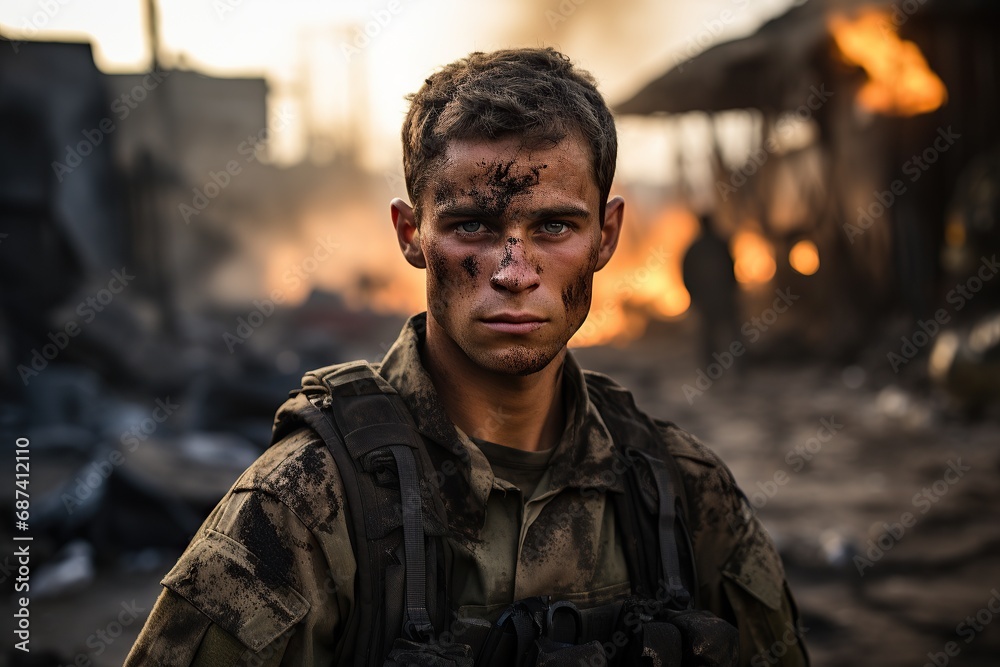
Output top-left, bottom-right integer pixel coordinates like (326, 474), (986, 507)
(271, 361), (738, 666)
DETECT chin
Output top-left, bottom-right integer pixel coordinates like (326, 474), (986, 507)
(468, 342), (561, 377)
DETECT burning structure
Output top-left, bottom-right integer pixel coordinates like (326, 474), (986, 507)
(617, 0), (1000, 361)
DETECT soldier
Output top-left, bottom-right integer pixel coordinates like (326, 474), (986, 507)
(125, 48), (808, 666)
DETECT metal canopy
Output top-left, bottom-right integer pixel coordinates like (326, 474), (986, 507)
(614, 0), (868, 116)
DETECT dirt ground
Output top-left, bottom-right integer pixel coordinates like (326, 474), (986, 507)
(4, 321), (999, 666)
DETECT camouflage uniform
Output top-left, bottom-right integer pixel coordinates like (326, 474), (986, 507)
(125, 313), (808, 666)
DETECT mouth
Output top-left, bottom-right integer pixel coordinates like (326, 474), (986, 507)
(480, 312), (547, 334)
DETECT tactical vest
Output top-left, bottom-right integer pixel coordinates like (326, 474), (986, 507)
(271, 361), (738, 666)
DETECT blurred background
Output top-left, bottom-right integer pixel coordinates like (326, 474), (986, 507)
(1, 0), (999, 664)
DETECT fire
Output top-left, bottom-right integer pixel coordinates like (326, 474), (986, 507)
(789, 240), (820, 276)
(731, 230), (776, 285)
(828, 8), (947, 116)
(264, 203), (426, 314)
(571, 206), (697, 347)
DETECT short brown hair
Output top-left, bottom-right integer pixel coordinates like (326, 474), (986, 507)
(401, 47), (617, 222)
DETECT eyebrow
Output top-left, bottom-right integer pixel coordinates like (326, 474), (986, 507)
(434, 204), (492, 220)
(433, 203), (591, 220)
(528, 205), (592, 220)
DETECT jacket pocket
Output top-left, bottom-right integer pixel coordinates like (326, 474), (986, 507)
(721, 520), (785, 612)
(163, 529), (310, 652)
(720, 519), (807, 665)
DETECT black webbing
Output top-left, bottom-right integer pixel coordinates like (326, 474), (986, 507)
(584, 376), (699, 608)
(388, 444), (434, 641)
(642, 452), (692, 609)
(612, 462), (653, 598)
(313, 376), (439, 658)
(511, 607), (538, 667)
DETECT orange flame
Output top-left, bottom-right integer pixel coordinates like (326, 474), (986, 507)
(789, 240), (820, 276)
(264, 203), (427, 314)
(571, 206), (697, 347)
(829, 8), (947, 116)
(731, 229), (776, 285)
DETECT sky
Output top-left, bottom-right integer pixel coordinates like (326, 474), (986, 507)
(1, 0), (798, 176)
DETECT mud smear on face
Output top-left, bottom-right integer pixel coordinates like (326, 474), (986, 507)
(421, 179), (459, 225)
(495, 237), (526, 290)
(561, 274), (589, 311)
(461, 254), (480, 278)
(433, 180), (458, 207)
(499, 237), (520, 269)
(426, 241), (457, 313)
(561, 241), (599, 331)
(466, 160), (546, 217)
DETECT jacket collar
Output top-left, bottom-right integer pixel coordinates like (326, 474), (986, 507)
(377, 313), (624, 538)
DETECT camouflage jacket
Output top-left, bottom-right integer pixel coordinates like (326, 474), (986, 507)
(125, 313), (808, 666)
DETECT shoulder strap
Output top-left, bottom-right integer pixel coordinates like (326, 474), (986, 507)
(583, 372), (698, 610)
(639, 450), (693, 609)
(277, 361), (439, 666)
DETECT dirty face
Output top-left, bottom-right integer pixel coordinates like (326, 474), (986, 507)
(399, 135), (621, 376)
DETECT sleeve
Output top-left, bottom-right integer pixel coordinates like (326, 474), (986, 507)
(124, 587), (271, 666)
(124, 488), (356, 666)
(712, 494), (809, 667)
(658, 422), (809, 667)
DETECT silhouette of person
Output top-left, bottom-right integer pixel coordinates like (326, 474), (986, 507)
(682, 214), (739, 372)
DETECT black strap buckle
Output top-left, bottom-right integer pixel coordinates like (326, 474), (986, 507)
(545, 600), (582, 646)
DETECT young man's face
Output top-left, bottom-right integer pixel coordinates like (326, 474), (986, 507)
(392, 134), (623, 376)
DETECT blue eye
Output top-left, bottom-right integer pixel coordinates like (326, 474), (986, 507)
(542, 221), (569, 234)
(459, 221), (483, 233)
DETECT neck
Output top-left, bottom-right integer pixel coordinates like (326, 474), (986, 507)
(423, 316), (566, 453)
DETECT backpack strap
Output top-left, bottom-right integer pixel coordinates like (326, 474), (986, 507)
(640, 450), (693, 609)
(277, 361), (438, 666)
(584, 371), (698, 610)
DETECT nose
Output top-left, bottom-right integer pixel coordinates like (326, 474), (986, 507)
(490, 237), (540, 293)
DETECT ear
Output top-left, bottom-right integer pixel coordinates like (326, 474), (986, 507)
(595, 196), (624, 272)
(390, 198), (426, 269)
